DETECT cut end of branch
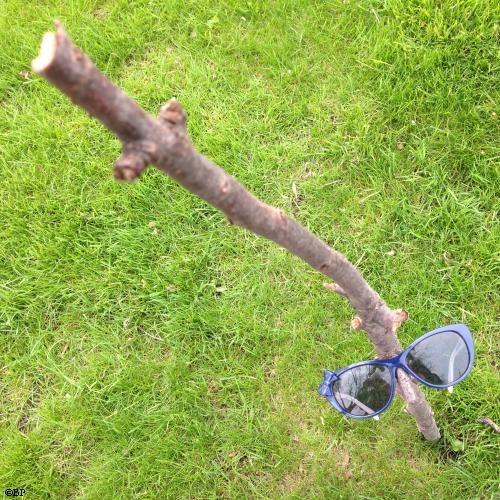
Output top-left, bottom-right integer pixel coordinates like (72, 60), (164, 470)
(350, 316), (363, 331)
(114, 165), (141, 182)
(32, 31), (57, 74)
(394, 308), (409, 323)
(114, 141), (158, 181)
(114, 152), (147, 182)
(159, 98), (187, 127)
(324, 282), (347, 298)
(391, 308), (409, 331)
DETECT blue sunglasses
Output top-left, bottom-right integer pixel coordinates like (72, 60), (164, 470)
(318, 324), (474, 419)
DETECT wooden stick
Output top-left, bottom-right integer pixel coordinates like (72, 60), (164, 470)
(32, 22), (440, 441)
(479, 417), (500, 434)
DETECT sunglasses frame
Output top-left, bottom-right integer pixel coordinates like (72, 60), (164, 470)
(318, 323), (474, 419)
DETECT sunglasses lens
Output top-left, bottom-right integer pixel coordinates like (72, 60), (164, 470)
(332, 364), (392, 417)
(406, 331), (469, 386)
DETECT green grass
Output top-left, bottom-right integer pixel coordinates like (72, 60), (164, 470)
(0, 0), (499, 497)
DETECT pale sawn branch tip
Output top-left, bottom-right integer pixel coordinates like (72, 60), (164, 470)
(32, 31), (57, 74)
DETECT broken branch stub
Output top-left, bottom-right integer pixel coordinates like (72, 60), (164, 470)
(32, 23), (440, 441)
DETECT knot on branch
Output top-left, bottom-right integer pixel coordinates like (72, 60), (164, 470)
(159, 98), (187, 127)
(114, 140), (158, 181)
(391, 308), (409, 331)
(350, 316), (363, 331)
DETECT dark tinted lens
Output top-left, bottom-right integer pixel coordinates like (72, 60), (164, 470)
(406, 331), (469, 386)
(332, 364), (392, 417)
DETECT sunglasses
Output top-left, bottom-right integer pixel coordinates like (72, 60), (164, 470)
(318, 324), (474, 419)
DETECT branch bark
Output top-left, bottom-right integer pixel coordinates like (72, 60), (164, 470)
(32, 23), (440, 441)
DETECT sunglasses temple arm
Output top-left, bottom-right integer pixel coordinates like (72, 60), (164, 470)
(337, 392), (379, 419)
(447, 341), (465, 393)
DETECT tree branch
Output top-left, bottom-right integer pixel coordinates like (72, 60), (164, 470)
(32, 23), (440, 441)
(479, 417), (500, 434)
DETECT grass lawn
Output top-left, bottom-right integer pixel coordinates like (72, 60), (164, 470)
(0, 0), (499, 497)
